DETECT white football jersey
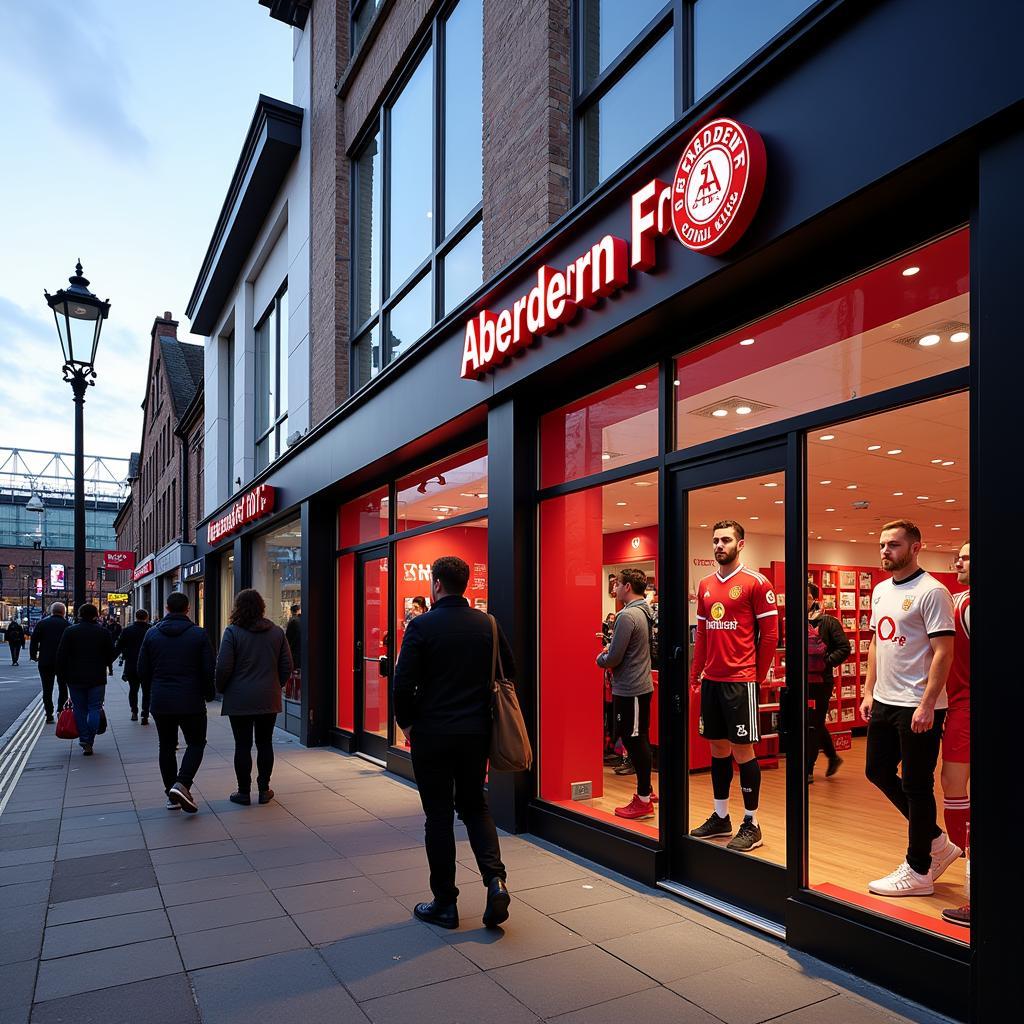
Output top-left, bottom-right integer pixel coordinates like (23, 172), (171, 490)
(870, 569), (955, 708)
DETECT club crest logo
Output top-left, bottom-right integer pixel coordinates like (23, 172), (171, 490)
(902, 596), (916, 611)
(729, 585), (743, 599)
(711, 602), (726, 621)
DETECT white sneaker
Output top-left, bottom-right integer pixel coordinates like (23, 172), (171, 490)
(929, 833), (962, 881)
(869, 861), (934, 897)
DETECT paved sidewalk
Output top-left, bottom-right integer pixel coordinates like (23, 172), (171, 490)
(0, 683), (951, 1024)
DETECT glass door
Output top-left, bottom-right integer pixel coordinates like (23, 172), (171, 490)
(355, 547), (391, 760)
(668, 444), (797, 928)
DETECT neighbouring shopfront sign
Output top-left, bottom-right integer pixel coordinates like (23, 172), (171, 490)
(133, 558), (154, 582)
(207, 484), (276, 544)
(103, 550), (136, 571)
(182, 557), (205, 582)
(49, 564), (65, 590)
(461, 118), (767, 379)
(107, 593), (129, 604)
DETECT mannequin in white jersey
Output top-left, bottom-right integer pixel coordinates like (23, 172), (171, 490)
(861, 520), (960, 897)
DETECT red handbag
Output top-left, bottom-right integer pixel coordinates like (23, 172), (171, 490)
(55, 700), (78, 739)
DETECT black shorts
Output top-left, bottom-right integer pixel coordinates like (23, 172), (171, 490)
(700, 680), (760, 744)
(613, 692), (652, 741)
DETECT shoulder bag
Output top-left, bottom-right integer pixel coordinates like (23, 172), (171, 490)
(55, 699), (78, 740)
(487, 615), (533, 772)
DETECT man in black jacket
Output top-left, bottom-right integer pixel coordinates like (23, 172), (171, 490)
(115, 609), (152, 723)
(393, 555), (514, 931)
(55, 603), (115, 755)
(5, 618), (25, 666)
(30, 602), (70, 722)
(138, 592), (215, 812)
(807, 583), (852, 780)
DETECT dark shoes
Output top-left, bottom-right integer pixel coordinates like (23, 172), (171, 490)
(483, 878), (511, 929)
(613, 755), (635, 776)
(258, 788), (274, 805)
(45, 715), (55, 724)
(169, 782), (198, 813)
(727, 817), (764, 852)
(141, 715), (148, 725)
(229, 791), (251, 805)
(690, 812), (732, 839)
(826, 756), (843, 778)
(131, 710), (138, 721)
(81, 744), (93, 756)
(414, 900), (459, 929)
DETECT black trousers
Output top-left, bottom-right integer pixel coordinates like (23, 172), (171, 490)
(126, 675), (151, 716)
(228, 713), (277, 792)
(613, 692), (654, 798)
(153, 713), (207, 793)
(410, 732), (506, 905)
(38, 664), (67, 717)
(806, 682), (838, 770)
(10, 643), (23, 665)
(865, 700), (945, 875)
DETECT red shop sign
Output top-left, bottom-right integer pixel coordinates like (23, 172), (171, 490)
(461, 118), (766, 380)
(132, 559), (154, 581)
(103, 550), (136, 571)
(207, 484), (276, 545)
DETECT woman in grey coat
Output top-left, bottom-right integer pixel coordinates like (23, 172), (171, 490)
(215, 589), (293, 805)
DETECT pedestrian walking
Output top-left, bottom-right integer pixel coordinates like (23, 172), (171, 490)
(5, 618), (25, 666)
(114, 609), (152, 723)
(215, 589), (292, 806)
(29, 602), (70, 723)
(393, 555), (514, 930)
(55, 603), (114, 756)
(138, 592), (215, 812)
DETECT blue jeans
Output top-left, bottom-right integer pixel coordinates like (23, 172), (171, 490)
(70, 684), (105, 748)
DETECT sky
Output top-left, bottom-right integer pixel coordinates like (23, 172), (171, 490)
(0, 0), (292, 465)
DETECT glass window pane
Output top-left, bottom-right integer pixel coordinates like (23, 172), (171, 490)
(255, 316), (271, 436)
(255, 435), (270, 474)
(540, 366), (659, 488)
(389, 49), (434, 293)
(443, 221), (482, 315)
(538, 470), (659, 837)
(336, 552), (356, 730)
(674, 230), (970, 451)
(354, 323), (382, 390)
(387, 272), (432, 363)
(363, 554), (390, 739)
(355, 134), (381, 325)
(219, 551), (235, 639)
(339, 486), (391, 547)
(396, 442), (487, 531)
(581, 31), (674, 195)
(444, 0), (483, 233)
(694, 0), (817, 99)
(581, 0), (668, 85)
(278, 290), (289, 419)
(353, 0), (381, 49)
(805, 395), (969, 943)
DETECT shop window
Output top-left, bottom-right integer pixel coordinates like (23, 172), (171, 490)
(251, 518), (303, 714)
(540, 367), (658, 488)
(538, 470), (659, 837)
(396, 443), (488, 531)
(255, 286), (289, 472)
(336, 553), (356, 731)
(339, 486), (390, 548)
(693, 0), (818, 100)
(350, 0), (483, 392)
(804, 394), (970, 943)
(674, 230), (969, 453)
(218, 550), (235, 641)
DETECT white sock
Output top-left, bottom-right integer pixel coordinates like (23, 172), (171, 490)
(637, 793), (651, 804)
(744, 809), (758, 825)
(714, 799), (729, 818)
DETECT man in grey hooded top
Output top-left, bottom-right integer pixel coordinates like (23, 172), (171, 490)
(596, 567), (657, 821)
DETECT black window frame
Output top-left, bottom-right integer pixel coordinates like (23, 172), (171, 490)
(350, 0), (484, 394)
(350, 0), (386, 55)
(254, 282), (289, 474)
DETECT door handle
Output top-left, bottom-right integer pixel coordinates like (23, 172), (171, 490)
(672, 645), (684, 662)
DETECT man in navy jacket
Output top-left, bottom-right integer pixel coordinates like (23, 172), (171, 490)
(30, 602), (70, 722)
(115, 609), (152, 723)
(393, 555), (515, 931)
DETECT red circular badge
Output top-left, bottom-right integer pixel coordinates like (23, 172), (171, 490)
(671, 118), (766, 256)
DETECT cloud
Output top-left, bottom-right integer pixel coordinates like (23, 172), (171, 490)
(0, 0), (149, 161)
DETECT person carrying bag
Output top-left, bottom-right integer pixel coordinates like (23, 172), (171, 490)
(488, 614), (532, 772)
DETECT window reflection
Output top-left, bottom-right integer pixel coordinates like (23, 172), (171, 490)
(581, 0), (668, 85)
(444, 0), (482, 233)
(387, 273), (432, 362)
(443, 222), (482, 315)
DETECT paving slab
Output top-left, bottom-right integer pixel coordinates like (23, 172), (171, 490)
(514, 877), (633, 915)
(160, 869), (269, 907)
(176, 914), (310, 969)
(0, 902), (47, 965)
(548, 985), (723, 1023)
(0, 860), (54, 886)
(552, 894), (684, 942)
(257, 856), (361, 889)
(0, 960), (36, 1024)
(167, 890), (286, 934)
(360, 972), (540, 1023)
(29, 971), (200, 1024)
(42, 908), (172, 959)
(45, 886), (164, 926)
(154, 853), (254, 884)
(292, 895), (414, 944)
(272, 874), (386, 914)
(0, 879), (51, 908)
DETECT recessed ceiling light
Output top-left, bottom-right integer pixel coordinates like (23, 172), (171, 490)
(846, 484), (858, 490)
(615, 501), (627, 506)
(673, 379), (680, 386)
(867, 444), (881, 451)
(601, 453), (612, 461)
(736, 495), (748, 501)
(951, 526), (961, 531)
(623, 522), (631, 527)
(893, 491), (904, 496)
(819, 480), (832, 485)
(918, 334), (941, 347)
(479, 493), (487, 499)
(931, 458), (943, 464)
(916, 495), (930, 500)
(950, 331), (969, 343)
(699, 523), (708, 528)
(934, 523), (943, 528)
(774, 499), (784, 505)
(735, 406), (752, 415)
(712, 408), (728, 417)
(944, 498), (955, 503)
(633, 480), (653, 487)
(739, 338), (756, 346)
(825, 507), (835, 512)
(902, 266), (920, 277)
(817, 535), (822, 540)
(750, 515), (760, 520)
(942, 460), (954, 467)
(835, 528), (843, 532)
(887, 448), (902, 455)
(634, 383), (647, 390)
(762, 482), (778, 487)
(819, 434), (835, 441)
(850, 539), (857, 543)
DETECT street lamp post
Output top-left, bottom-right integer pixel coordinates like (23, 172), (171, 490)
(44, 262), (109, 616)
(27, 493), (46, 615)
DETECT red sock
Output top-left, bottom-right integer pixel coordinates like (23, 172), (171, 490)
(943, 798), (970, 853)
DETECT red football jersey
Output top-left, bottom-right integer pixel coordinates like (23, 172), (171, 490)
(946, 589), (970, 706)
(691, 565), (779, 684)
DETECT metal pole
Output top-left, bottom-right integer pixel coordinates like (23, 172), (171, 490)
(71, 371), (87, 614)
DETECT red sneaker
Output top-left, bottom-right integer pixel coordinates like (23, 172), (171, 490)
(615, 794), (656, 820)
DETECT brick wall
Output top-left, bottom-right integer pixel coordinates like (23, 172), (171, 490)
(482, 0), (571, 278)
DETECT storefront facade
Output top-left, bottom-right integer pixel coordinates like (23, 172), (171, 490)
(192, 1), (1021, 1017)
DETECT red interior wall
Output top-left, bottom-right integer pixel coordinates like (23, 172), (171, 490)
(540, 489), (605, 800)
(336, 553), (355, 731)
(602, 526), (658, 565)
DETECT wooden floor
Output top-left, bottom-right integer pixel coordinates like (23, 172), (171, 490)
(583, 737), (967, 933)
